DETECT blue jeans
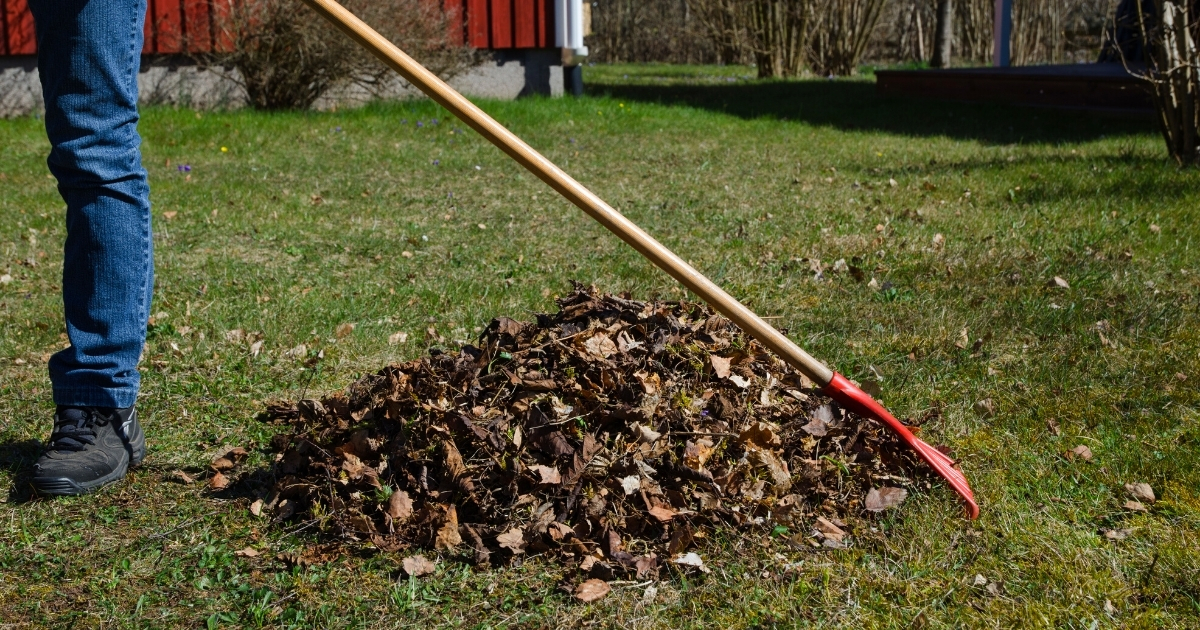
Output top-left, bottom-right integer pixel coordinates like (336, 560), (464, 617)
(30, 0), (153, 409)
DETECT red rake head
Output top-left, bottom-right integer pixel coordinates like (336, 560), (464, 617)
(821, 372), (980, 519)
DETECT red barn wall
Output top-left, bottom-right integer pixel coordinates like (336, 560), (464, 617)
(1, 0), (553, 56)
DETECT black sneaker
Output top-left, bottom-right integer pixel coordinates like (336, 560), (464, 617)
(31, 406), (145, 496)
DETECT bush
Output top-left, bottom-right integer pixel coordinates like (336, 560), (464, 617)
(200, 0), (476, 110)
(1132, 0), (1200, 165)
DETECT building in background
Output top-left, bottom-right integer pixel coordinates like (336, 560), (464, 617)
(0, 0), (591, 115)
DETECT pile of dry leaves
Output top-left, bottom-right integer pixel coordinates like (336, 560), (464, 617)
(255, 285), (931, 580)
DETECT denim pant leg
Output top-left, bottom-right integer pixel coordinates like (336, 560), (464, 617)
(29, 0), (154, 409)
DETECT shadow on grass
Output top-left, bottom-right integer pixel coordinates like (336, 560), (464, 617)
(1, 438), (41, 502)
(586, 79), (1156, 145)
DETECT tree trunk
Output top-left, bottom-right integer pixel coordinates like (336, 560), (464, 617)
(931, 0), (953, 67)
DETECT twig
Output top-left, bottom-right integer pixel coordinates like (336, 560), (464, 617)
(148, 515), (205, 540)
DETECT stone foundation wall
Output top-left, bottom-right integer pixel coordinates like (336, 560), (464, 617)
(0, 49), (564, 117)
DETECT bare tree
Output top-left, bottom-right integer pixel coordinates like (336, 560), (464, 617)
(931, 0), (953, 66)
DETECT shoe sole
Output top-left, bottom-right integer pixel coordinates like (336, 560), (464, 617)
(32, 410), (146, 497)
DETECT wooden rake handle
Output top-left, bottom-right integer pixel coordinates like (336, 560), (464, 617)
(298, 0), (980, 519)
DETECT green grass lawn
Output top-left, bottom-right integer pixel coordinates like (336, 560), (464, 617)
(1, 63), (1198, 628)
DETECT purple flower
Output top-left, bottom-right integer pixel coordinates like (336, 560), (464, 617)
(335, 126), (342, 132)
(701, 410), (709, 416)
(447, 192), (454, 198)
(177, 164), (191, 172)
(431, 118), (439, 125)
(432, 159), (440, 166)
(569, 138), (576, 144)
(416, 121), (424, 128)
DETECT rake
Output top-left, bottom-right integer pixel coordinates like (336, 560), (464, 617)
(298, 0), (980, 519)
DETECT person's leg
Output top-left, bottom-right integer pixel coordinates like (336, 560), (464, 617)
(30, 0), (153, 408)
(27, 0), (152, 495)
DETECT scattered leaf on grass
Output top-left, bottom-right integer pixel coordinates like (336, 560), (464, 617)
(168, 470), (195, 484)
(671, 552), (710, 573)
(1124, 482), (1155, 504)
(1123, 500), (1147, 512)
(335, 323), (356, 338)
(574, 578), (611, 603)
(386, 490), (413, 521)
(209, 472), (229, 490)
(973, 399), (995, 419)
(1102, 528), (1132, 541)
(249, 499), (264, 517)
(1052, 276), (1070, 289)
(1069, 445), (1093, 461)
(402, 555), (436, 577)
(388, 332), (408, 345)
(865, 487), (908, 511)
(235, 547), (259, 557)
(210, 447), (248, 471)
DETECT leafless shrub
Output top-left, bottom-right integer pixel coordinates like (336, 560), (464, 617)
(197, 0), (476, 110)
(807, 0), (889, 76)
(1128, 0), (1200, 164)
(744, 1), (817, 77)
(587, 0), (718, 64)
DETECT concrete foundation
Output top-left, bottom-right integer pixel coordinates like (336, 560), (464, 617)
(0, 48), (564, 117)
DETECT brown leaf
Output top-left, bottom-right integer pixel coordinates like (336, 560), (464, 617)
(1123, 500), (1147, 513)
(235, 547), (259, 557)
(249, 499), (264, 517)
(386, 490), (413, 521)
(647, 505), (677, 523)
(801, 416), (828, 437)
(739, 421), (782, 448)
(864, 487), (908, 512)
(582, 332), (617, 359)
(1124, 483), (1155, 504)
(434, 506), (462, 549)
(1103, 527), (1132, 541)
(211, 447), (249, 470)
(973, 399), (995, 419)
(530, 464), (562, 485)
(1052, 276), (1070, 289)
(441, 439), (475, 493)
(709, 354), (732, 379)
(1046, 418), (1061, 436)
(209, 472), (230, 490)
(402, 555), (436, 577)
(496, 528), (525, 553)
(335, 322), (356, 338)
(1069, 445), (1094, 461)
(815, 516), (846, 541)
(168, 470), (195, 484)
(574, 578), (611, 603)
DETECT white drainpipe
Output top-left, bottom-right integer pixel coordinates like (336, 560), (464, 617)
(555, 0), (588, 61)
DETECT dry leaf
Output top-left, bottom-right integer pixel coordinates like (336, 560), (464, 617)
(249, 340), (264, 357)
(801, 416), (828, 437)
(815, 516), (846, 541)
(1052, 276), (1070, 289)
(621, 476), (641, 495)
(434, 506), (461, 549)
(574, 578), (611, 603)
(647, 505), (677, 522)
(162, 211), (178, 220)
(1124, 482), (1155, 504)
(709, 355), (732, 379)
(973, 399), (995, 419)
(209, 472), (230, 490)
(1123, 500), (1147, 513)
(235, 547), (259, 557)
(386, 490), (413, 520)
(402, 555), (436, 577)
(168, 470), (195, 484)
(496, 528), (525, 553)
(530, 465), (562, 485)
(955, 327), (969, 350)
(1103, 528), (1132, 541)
(388, 332), (408, 345)
(1070, 445), (1093, 461)
(670, 552), (709, 573)
(249, 499), (264, 517)
(1046, 418), (1061, 436)
(864, 487), (908, 512)
(335, 323), (356, 338)
(932, 233), (945, 249)
(583, 332), (617, 359)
